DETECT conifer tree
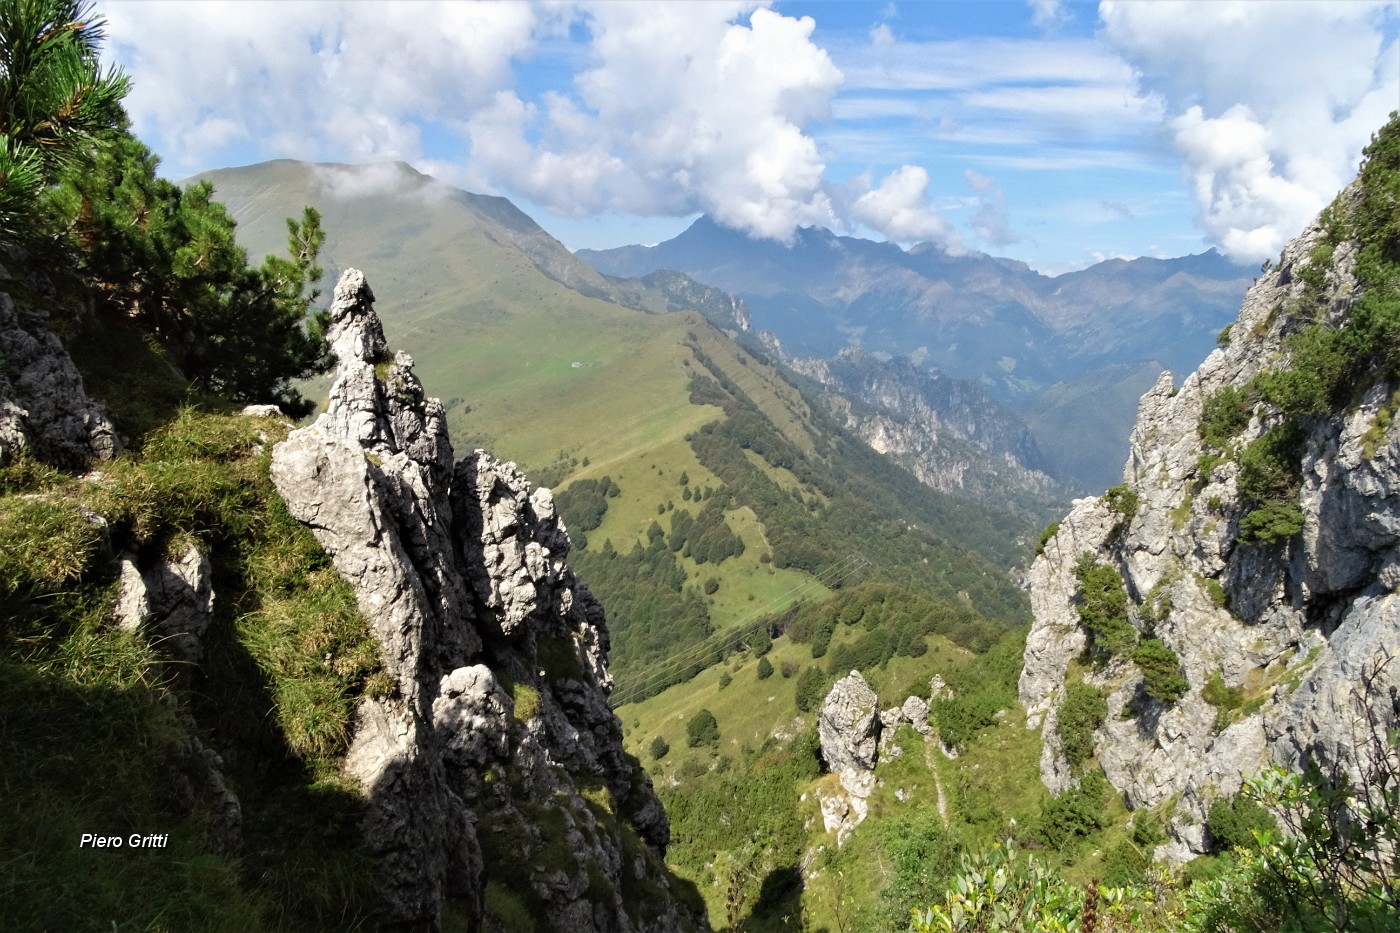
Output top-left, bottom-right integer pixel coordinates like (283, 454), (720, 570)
(0, 0), (128, 241)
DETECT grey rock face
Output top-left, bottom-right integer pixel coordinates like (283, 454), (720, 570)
(0, 290), (120, 469)
(113, 540), (215, 662)
(815, 673), (881, 846)
(271, 269), (700, 931)
(819, 671), (881, 790)
(789, 349), (1068, 515)
(1021, 180), (1400, 861)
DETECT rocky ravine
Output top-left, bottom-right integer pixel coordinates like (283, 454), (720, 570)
(1020, 179), (1400, 861)
(789, 348), (1069, 517)
(270, 270), (703, 931)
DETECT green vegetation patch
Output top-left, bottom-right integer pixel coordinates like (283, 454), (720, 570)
(1132, 638), (1189, 704)
(1057, 682), (1108, 772)
(1071, 553), (1138, 658)
(1104, 483), (1139, 521)
(1206, 791), (1277, 852)
(932, 630), (1027, 751)
(1199, 384), (1254, 451)
(2, 408), (384, 929)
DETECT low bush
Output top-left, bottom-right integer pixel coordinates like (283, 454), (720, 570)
(686, 709), (719, 748)
(1133, 638), (1189, 703)
(1058, 683), (1107, 770)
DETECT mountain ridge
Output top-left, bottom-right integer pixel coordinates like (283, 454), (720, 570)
(579, 213), (1253, 490)
(191, 159), (1034, 706)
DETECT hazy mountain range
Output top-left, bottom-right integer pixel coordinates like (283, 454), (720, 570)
(580, 217), (1253, 489)
(196, 158), (1250, 497)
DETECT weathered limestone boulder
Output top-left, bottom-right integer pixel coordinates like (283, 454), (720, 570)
(819, 671), (880, 792)
(270, 269), (701, 931)
(903, 695), (932, 737)
(0, 290), (119, 469)
(113, 540), (214, 662)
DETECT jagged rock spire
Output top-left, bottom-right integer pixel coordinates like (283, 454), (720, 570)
(270, 269), (702, 931)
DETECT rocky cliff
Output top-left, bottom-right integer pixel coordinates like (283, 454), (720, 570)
(1021, 144), (1400, 862)
(790, 349), (1069, 517)
(270, 270), (703, 930)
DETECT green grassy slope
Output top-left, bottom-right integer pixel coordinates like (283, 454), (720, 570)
(195, 160), (1033, 703)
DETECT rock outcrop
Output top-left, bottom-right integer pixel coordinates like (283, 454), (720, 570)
(819, 671), (881, 793)
(817, 671), (881, 844)
(0, 288), (119, 469)
(113, 540), (215, 662)
(789, 349), (1069, 516)
(816, 673), (945, 844)
(270, 270), (702, 931)
(1021, 170), (1400, 862)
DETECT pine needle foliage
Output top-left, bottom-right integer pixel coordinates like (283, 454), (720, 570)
(0, 0), (128, 242)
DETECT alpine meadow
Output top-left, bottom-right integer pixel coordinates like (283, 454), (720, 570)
(3, 2), (1400, 932)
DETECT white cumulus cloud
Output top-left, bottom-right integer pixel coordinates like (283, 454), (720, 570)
(1028, 0), (1072, 31)
(848, 165), (960, 246)
(104, 0), (538, 173)
(462, 3), (843, 242)
(102, 1), (971, 246)
(1100, 0), (1400, 262)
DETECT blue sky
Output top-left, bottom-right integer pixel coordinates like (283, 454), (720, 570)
(104, 1), (1399, 273)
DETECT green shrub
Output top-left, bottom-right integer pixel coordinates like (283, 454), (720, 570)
(1203, 576), (1229, 609)
(1237, 424), (1305, 507)
(909, 841), (1152, 933)
(1036, 771), (1110, 849)
(1101, 837), (1151, 887)
(1058, 683), (1107, 770)
(866, 811), (962, 930)
(1071, 553), (1137, 657)
(1132, 638), (1189, 703)
(1239, 501), (1305, 544)
(1200, 385), (1253, 450)
(1196, 452), (1223, 485)
(1206, 792), (1277, 852)
(933, 689), (1003, 751)
(718, 671), (732, 689)
(1132, 813), (1166, 848)
(794, 666), (827, 712)
(1104, 484), (1139, 521)
(1036, 521), (1060, 557)
(686, 709), (719, 748)
(756, 657), (773, 680)
(649, 736), (669, 761)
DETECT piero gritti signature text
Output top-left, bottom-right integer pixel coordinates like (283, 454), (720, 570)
(79, 833), (169, 849)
